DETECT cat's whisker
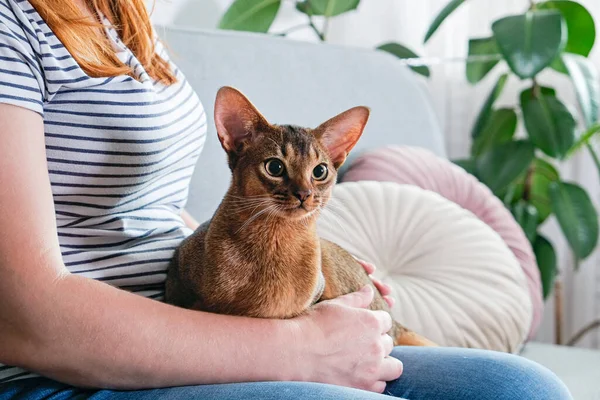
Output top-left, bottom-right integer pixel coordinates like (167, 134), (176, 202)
(226, 197), (273, 204)
(227, 199), (264, 203)
(236, 205), (277, 235)
(262, 204), (280, 223)
(231, 205), (267, 212)
(230, 206), (270, 221)
(297, 212), (307, 229)
(326, 196), (350, 210)
(299, 209), (317, 227)
(228, 194), (273, 200)
(320, 205), (351, 239)
(324, 213), (349, 239)
(265, 205), (281, 226)
(228, 200), (275, 211)
(236, 211), (266, 235)
(227, 196), (271, 201)
(229, 200), (273, 210)
(323, 199), (348, 216)
(323, 200), (344, 213)
(324, 200), (352, 220)
(227, 198), (274, 210)
(304, 214), (312, 228)
(325, 209), (349, 232)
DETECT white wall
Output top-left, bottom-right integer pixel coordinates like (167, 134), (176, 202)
(151, 0), (600, 348)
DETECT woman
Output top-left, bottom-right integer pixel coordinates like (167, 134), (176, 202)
(0, 0), (572, 398)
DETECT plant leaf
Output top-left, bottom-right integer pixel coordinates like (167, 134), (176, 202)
(492, 10), (566, 79)
(296, 0), (360, 16)
(452, 158), (477, 176)
(528, 158), (560, 222)
(511, 200), (539, 243)
(563, 53), (600, 129)
(549, 181), (599, 259)
(550, 56), (568, 75)
(424, 0), (468, 43)
(568, 123), (600, 156)
(533, 235), (558, 299)
(471, 108), (517, 156)
(522, 86), (557, 97)
(296, 1), (308, 13)
(512, 158), (560, 222)
(476, 140), (535, 195)
(538, 0), (596, 57)
(466, 37), (501, 84)
(520, 87), (576, 158)
(471, 73), (509, 140)
(377, 43), (430, 77)
(219, 0), (281, 32)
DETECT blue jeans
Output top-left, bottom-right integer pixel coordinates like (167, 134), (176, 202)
(0, 347), (572, 400)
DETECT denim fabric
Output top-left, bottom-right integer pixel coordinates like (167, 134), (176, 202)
(0, 346), (572, 400)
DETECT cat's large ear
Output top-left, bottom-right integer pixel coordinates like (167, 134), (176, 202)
(214, 86), (270, 154)
(314, 106), (370, 168)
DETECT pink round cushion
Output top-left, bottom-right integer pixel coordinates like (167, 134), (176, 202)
(342, 146), (543, 339)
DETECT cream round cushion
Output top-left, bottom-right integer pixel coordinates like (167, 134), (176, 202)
(317, 181), (532, 353)
(342, 145), (543, 339)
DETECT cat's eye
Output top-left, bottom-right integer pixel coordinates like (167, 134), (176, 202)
(265, 159), (285, 177)
(312, 164), (328, 181)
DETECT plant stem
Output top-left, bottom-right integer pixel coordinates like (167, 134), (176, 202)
(528, 0), (537, 10)
(531, 77), (540, 98)
(567, 319), (600, 346)
(566, 123), (600, 158)
(523, 165), (534, 201)
(322, 17), (330, 41)
(585, 143), (600, 179)
(274, 23), (311, 36)
(555, 278), (563, 345)
(503, 184), (517, 206)
(308, 17), (325, 41)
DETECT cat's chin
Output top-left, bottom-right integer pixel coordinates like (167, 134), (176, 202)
(278, 206), (320, 221)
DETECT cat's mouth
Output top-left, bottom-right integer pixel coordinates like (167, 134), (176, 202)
(276, 201), (320, 219)
(283, 207), (318, 219)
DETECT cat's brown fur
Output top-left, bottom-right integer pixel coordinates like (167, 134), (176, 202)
(165, 87), (435, 347)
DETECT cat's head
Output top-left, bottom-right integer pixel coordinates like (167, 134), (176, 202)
(214, 86), (369, 220)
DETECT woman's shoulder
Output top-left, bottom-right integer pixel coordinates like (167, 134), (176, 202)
(0, 0), (90, 107)
(0, 0), (48, 114)
(0, 0), (71, 58)
(0, 0), (55, 65)
(0, 0), (40, 38)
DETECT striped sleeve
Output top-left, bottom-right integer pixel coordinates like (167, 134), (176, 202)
(0, 18), (44, 115)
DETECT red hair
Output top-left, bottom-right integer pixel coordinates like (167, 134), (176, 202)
(29, 0), (176, 85)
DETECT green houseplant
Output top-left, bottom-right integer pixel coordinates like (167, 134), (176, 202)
(425, 0), (600, 302)
(217, 0), (430, 77)
(428, 0), (600, 345)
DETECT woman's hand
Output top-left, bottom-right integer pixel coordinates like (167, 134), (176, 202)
(289, 286), (403, 393)
(356, 259), (395, 308)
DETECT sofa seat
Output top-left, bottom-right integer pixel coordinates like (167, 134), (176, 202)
(522, 342), (600, 400)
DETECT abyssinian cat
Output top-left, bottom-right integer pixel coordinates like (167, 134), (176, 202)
(165, 87), (435, 347)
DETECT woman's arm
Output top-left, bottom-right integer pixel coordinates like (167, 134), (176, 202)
(0, 104), (401, 392)
(181, 209), (200, 230)
(0, 104), (293, 388)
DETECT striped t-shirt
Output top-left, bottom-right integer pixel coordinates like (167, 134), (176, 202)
(0, 0), (206, 383)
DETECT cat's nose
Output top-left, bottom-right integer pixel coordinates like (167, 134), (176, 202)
(293, 189), (312, 203)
